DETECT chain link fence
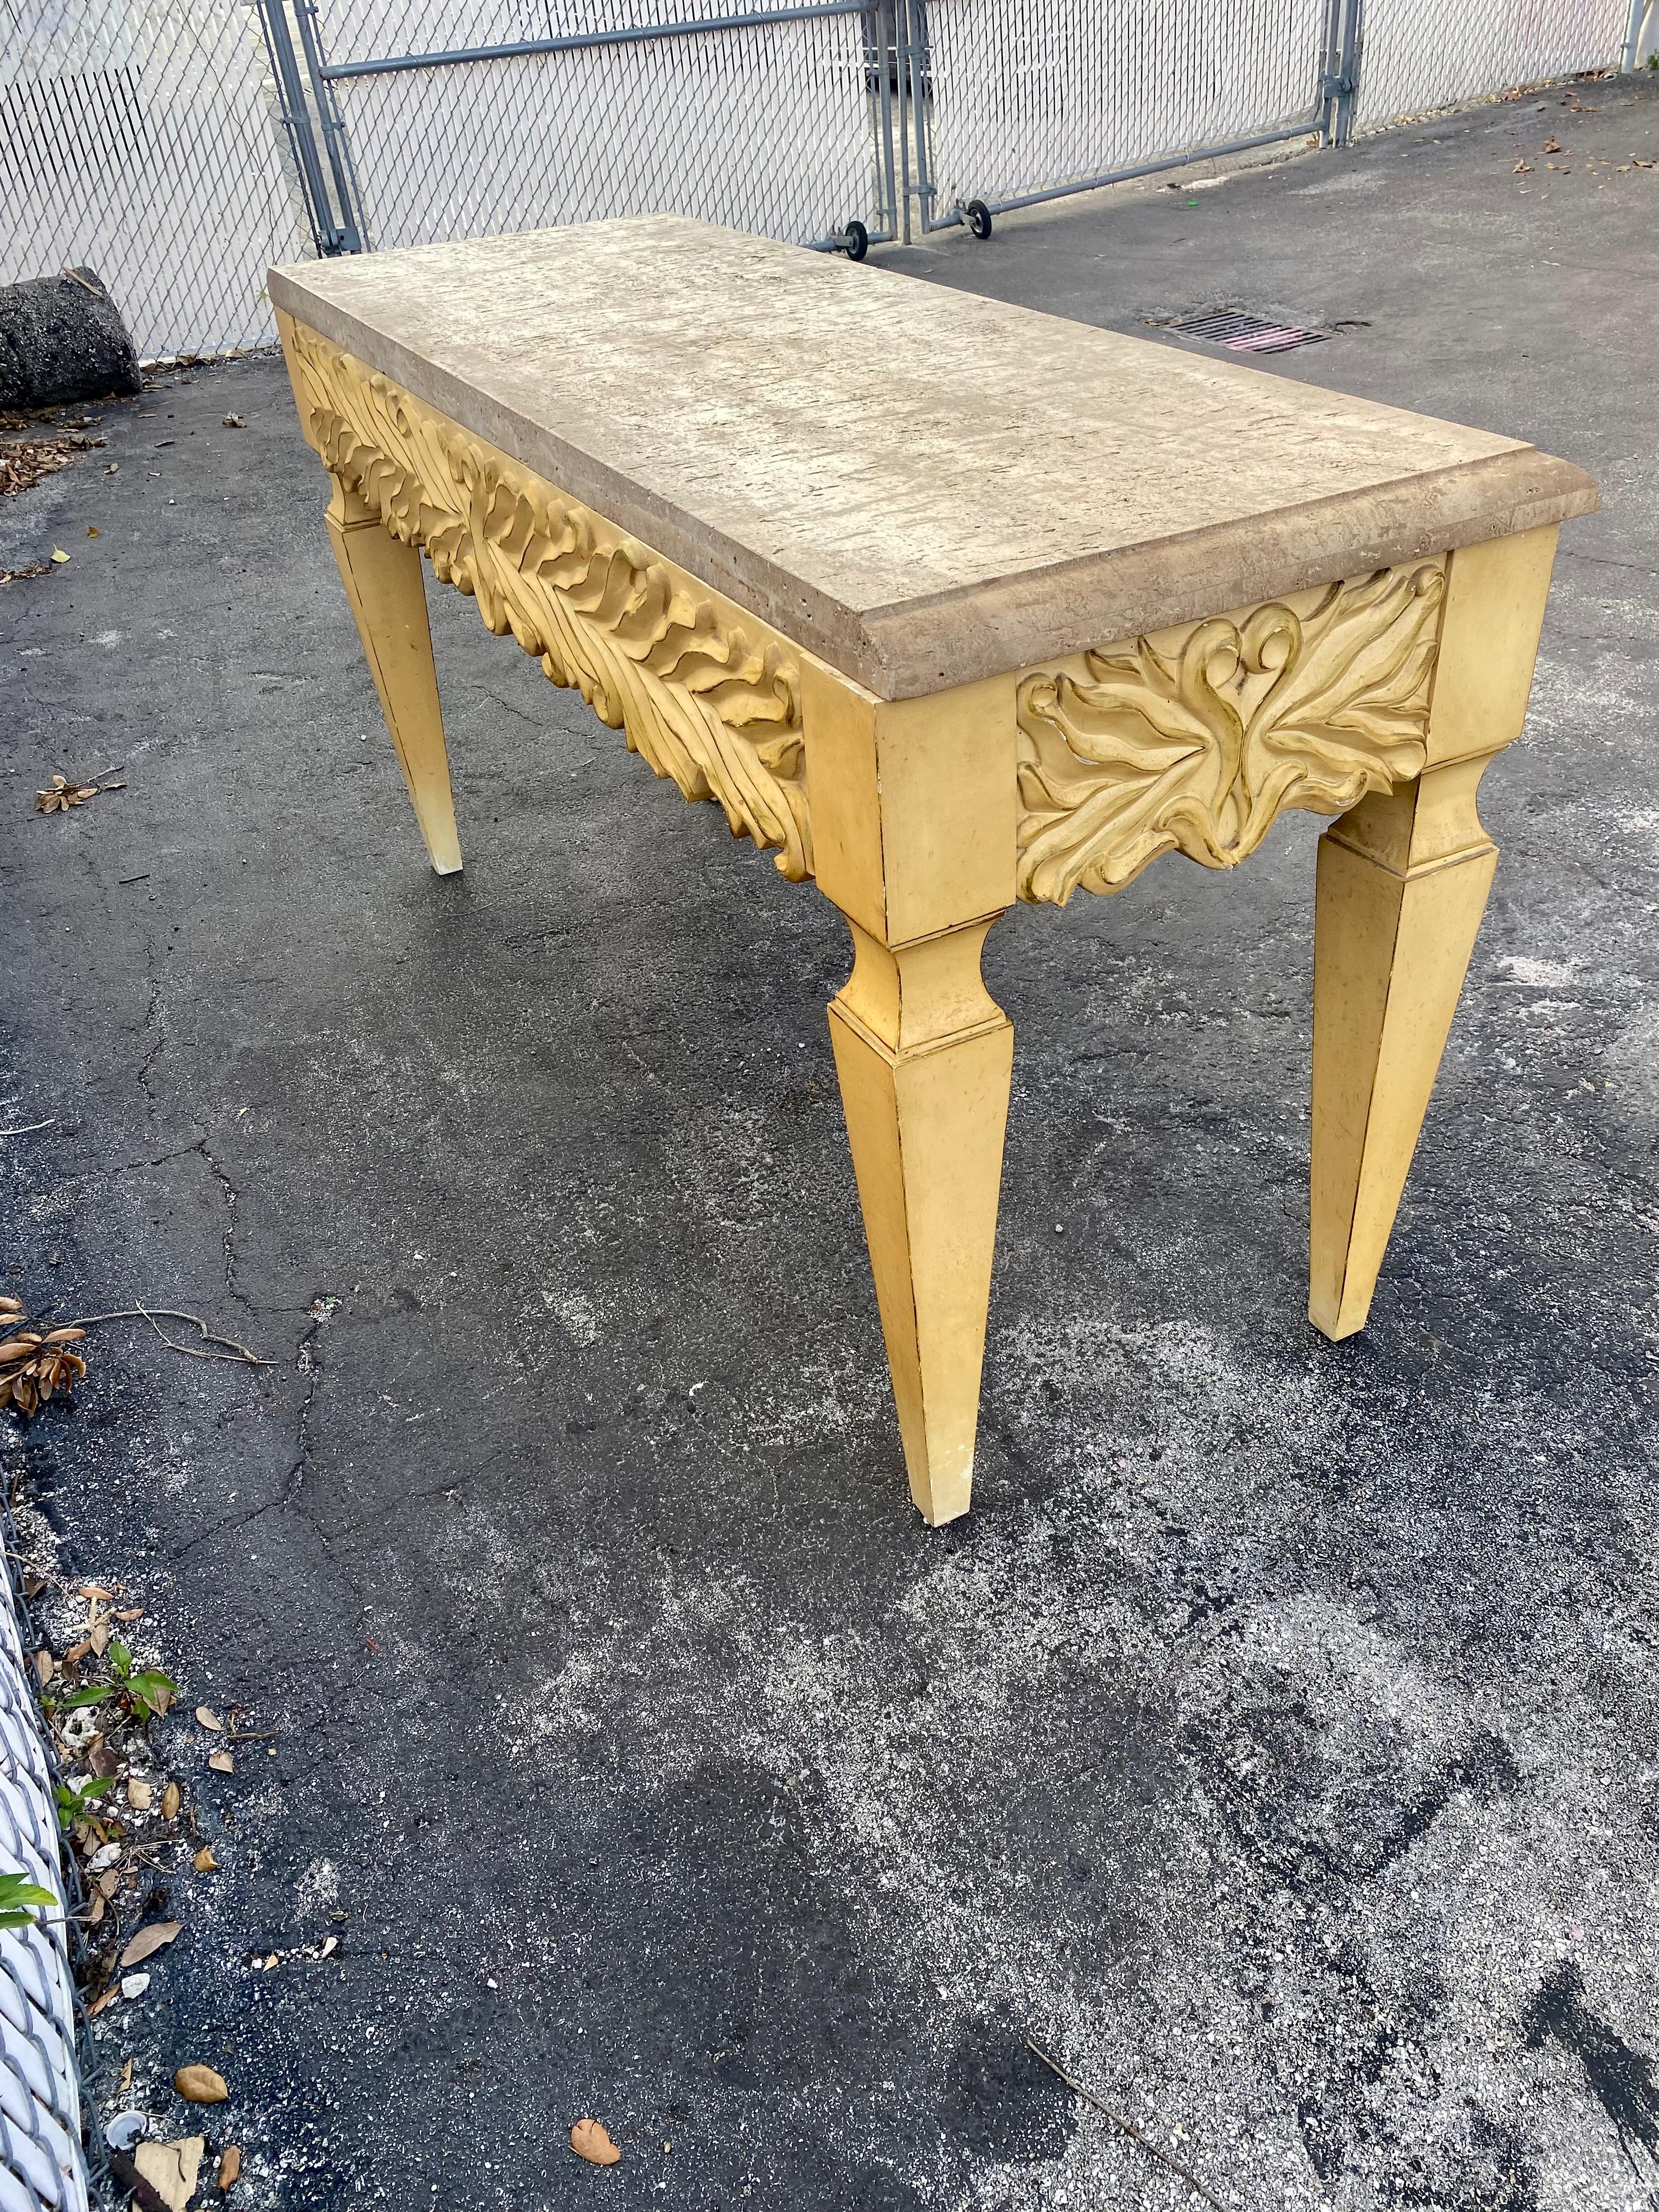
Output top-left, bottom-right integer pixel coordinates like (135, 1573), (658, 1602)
(921, 0), (1338, 224)
(0, 1522), (92, 2212)
(1355, 0), (1635, 129)
(313, 0), (884, 252)
(0, 1), (307, 360)
(3, 0), (1652, 359)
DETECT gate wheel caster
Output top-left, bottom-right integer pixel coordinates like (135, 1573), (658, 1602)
(842, 220), (868, 261)
(966, 200), (993, 240)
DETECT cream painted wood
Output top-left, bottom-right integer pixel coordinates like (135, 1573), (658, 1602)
(1309, 527), (1558, 1340)
(803, 663), (1017, 1521)
(272, 225), (1594, 1525)
(326, 478), (461, 876)
(268, 216), (1594, 702)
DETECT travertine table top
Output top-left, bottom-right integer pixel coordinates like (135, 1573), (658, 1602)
(270, 216), (1595, 699)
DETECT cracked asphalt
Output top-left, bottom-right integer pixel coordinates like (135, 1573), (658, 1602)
(3, 81), (1658, 2212)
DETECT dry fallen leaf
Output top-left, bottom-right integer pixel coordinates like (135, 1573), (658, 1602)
(193, 1845), (217, 1873)
(115, 1606), (144, 1622)
(263, 1953), (279, 1971)
(87, 525), (99, 538)
(208, 1751), (234, 1774)
(91, 1620), (111, 1655)
(49, 548), (69, 565)
(33, 776), (100, 815)
(173, 2063), (228, 2104)
(78, 1583), (115, 1601)
(0, 1313), (89, 1409)
(195, 1707), (222, 1732)
(87, 1985), (119, 2017)
(119, 2057), (134, 2094)
(0, 437), (83, 498)
(119, 1919), (180, 1968)
(161, 1781), (180, 1821)
(64, 1637), (93, 1664)
(126, 1775), (152, 1811)
(217, 2145), (241, 2191)
(1514, 160), (1532, 174)
(222, 414), (245, 428)
(34, 1650), (53, 1685)
(132, 2135), (204, 2212)
(569, 2118), (622, 2166)
(1542, 137), (1561, 152)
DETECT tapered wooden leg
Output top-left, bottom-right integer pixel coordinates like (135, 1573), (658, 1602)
(325, 476), (461, 874)
(802, 661), (1019, 1524)
(830, 922), (1013, 1525)
(1308, 520), (1560, 1340)
(1310, 768), (1497, 1338)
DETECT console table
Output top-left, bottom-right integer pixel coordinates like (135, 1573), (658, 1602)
(270, 217), (1595, 1525)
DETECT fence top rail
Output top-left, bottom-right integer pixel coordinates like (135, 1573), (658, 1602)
(269, 214), (1594, 702)
(318, 2), (868, 78)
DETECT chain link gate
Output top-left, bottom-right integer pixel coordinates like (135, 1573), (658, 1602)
(881, 0), (1644, 239)
(253, 0), (899, 259)
(892, 0), (1356, 238)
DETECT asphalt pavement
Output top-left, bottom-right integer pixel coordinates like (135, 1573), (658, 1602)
(2, 80), (1657, 2212)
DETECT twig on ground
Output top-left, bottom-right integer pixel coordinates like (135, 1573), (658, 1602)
(70, 1306), (270, 1368)
(105, 2149), (172, 2212)
(0, 1119), (56, 1138)
(1025, 2038), (1229, 2212)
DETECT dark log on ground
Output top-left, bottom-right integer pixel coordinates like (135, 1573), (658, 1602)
(0, 268), (141, 411)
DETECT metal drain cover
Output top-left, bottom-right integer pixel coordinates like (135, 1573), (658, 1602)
(1165, 308), (1330, 354)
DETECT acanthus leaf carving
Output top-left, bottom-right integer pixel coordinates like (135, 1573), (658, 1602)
(285, 321), (812, 882)
(1014, 560), (1447, 905)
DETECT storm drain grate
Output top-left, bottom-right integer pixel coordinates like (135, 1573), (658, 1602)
(1166, 308), (1331, 354)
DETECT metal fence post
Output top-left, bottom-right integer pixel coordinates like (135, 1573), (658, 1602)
(1321, 0), (1363, 144)
(904, 0), (952, 234)
(291, 0), (366, 251)
(253, 0), (362, 253)
(1626, 0), (1658, 67)
(870, 1), (899, 243)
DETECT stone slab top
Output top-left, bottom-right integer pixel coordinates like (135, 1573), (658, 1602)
(270, 216), (1597, 702)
